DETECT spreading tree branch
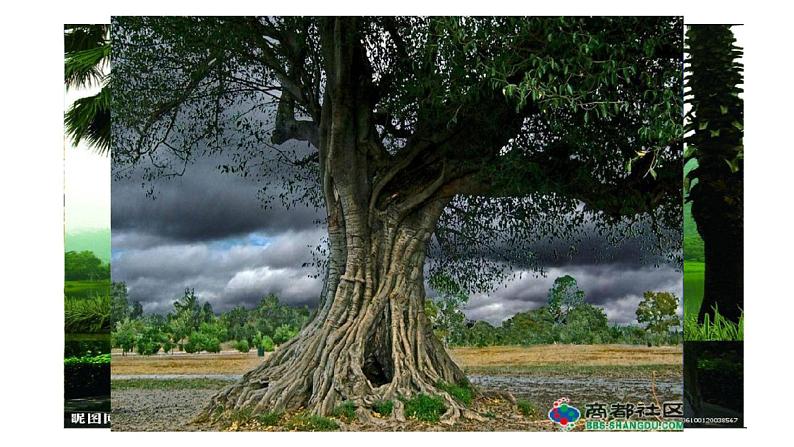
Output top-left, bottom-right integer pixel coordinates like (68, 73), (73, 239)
(272, 93), (320, 148)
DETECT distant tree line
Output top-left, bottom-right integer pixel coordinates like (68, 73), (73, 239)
(111, 284), (310, 356)
(426, 275), (682, 347)
(65, 250), (110, 281)
(111, 274), (680, 355)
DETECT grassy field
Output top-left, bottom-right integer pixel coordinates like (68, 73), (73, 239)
(113, 344), (682, 376)
(451, 345), (682, 379)
(451, 344), (681, 367)
(65, 279), (110, 299)
(684, 261), (704, 319)
(112, 351), (265, 375)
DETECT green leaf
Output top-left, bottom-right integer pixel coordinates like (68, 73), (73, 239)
(502, 84), (517, 98)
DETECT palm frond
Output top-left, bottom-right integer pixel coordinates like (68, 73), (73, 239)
(64, 24), (109, 53)
(65, 87), (111, 154)
(65, 44), (110, 90)
(65, 24), (111, 153)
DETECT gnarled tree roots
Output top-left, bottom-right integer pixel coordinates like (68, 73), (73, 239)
(195, 335), (478, 425)
(195, 295), (478, 426)
(194, 165), (486, 426)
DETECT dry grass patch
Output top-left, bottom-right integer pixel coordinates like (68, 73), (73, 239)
(112, 345), (681, 376)
(450, 344), (682, 369)
(111, 351), (265, 375)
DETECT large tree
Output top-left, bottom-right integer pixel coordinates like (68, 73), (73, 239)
(546, 275), (585, 324)
(636, 290), (681, 334)
(684, 25), (744, 323)
(112, 17), (682, 423)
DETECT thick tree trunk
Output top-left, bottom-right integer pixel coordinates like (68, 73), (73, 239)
(698, 228), (743, 323)
(692, 177), (743, 324)
(197, 204), (470, 423)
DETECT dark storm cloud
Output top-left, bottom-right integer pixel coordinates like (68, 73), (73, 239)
(111, 139), (329, 313)
(112, 155), (323, 243)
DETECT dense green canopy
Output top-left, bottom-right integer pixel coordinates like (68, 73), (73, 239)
(113, 17), (683, 293)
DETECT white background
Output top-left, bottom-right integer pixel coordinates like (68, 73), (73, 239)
(0, 1), (790, 445)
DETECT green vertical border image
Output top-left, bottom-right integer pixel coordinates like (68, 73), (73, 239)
(683, 24), (744, 341)
(64, 24), (112, 428)
(682, 23), (744, 430)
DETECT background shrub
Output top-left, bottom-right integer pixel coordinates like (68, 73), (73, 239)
(260, 335), (275, 352)
(234, 339), (250, 352)
(273, 324), (298, 344)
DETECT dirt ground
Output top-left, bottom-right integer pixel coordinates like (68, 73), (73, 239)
(111, 344), (683, 431)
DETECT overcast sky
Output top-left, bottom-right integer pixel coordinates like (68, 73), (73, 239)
(111, 146), (682, 325)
